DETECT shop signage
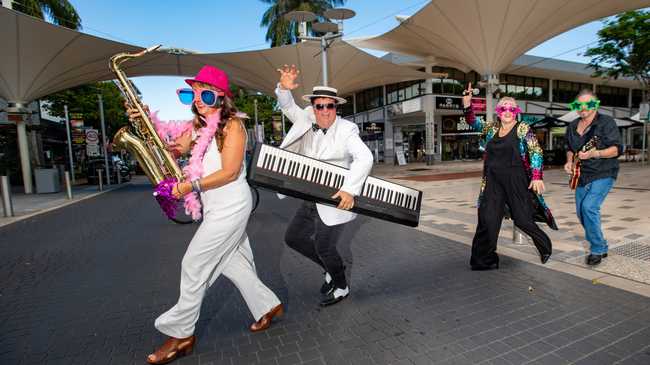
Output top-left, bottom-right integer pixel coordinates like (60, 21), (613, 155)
(442, 116), (475, 133)
(70, 113), (84, 128)
(436, 96), (462, 110)
(365, 122), (384, 133)
(72, 129), (85, 144)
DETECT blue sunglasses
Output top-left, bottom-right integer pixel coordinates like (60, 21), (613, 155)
(176, 88), (223, 106)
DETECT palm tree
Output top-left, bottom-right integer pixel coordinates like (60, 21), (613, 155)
(8, 0), (81, 30)
(260, 0), (346, 47)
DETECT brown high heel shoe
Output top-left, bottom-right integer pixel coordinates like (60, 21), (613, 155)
(146, 335), (195, 364)
(250, 304), (284, 332)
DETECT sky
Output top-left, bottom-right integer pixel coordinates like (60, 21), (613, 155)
(56, 0), (613, 120)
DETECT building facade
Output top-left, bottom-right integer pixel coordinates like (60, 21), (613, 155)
(342, 53), (646, 165)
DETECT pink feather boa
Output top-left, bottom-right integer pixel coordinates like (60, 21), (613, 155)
(150, 111), (247, 221)
(150, 111), (194, 142)
(182, 113), (222, 220)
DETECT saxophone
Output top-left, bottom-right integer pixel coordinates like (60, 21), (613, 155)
(110, 45), (184, 186)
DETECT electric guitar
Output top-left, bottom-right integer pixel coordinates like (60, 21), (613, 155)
(569, 136), (600, 190)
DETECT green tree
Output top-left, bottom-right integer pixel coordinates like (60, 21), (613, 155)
(260, 0), (346, 47)
(43, 82), (129, 137)
(584, 10), (650, 103)
(232, 85), (286, 140)
(9, 0), (82, 29)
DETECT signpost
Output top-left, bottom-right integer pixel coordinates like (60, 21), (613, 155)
(85, 129), (100, 157)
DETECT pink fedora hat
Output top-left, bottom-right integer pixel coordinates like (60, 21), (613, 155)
(185, 65), (233, 98)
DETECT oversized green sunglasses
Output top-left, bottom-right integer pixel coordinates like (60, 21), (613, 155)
(568, 98), (600, 111)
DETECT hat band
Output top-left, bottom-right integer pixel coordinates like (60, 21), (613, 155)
(312, 90), (338, 98)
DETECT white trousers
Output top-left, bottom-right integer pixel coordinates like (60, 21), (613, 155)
(154, 217), (281, 338)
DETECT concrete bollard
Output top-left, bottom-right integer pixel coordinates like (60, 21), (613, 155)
(64, 171), (73, 199)
(97, 169), (103, 191)
(1, 175), (14, 217)
(117, 169), (122, 185)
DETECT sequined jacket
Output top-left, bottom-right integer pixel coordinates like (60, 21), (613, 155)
(464, 107), (557, 230)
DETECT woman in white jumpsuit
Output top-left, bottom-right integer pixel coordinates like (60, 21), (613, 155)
(136, 65), (283, 365)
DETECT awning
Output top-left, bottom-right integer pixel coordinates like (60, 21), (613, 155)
(123, 40), (430, 105)
(349, 0), (650, 75)
(1, 6), (428, 105)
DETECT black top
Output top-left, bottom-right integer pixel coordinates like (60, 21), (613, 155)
(486, 124), (522, 171)
(565, 113), (621, 186)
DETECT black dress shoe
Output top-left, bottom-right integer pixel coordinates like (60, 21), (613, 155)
(586, 253), (607, 266)
(320, 286), (349, 307)
(470, 261), (499, 271)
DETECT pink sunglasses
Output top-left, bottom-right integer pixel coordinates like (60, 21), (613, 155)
(495, 105), (521, 115)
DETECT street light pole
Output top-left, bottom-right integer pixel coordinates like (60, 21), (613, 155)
(98, 94), (110, 185)
(254, 98), (260, 143)
(321, 37), (329, 86)
(64, 105), (76, 184)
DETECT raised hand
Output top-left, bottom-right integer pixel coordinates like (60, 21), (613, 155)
(277, 64), (300, 90)
(462, 82), (473, 108)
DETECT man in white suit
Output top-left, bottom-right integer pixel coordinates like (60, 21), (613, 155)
(276, 64), (373, 306)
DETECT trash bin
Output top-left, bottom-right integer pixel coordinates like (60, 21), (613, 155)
(34, 168), (61, 193)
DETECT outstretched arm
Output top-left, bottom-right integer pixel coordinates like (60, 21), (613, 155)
(461, 82), (486, 133)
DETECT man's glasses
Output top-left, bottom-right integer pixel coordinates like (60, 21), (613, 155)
(495, 105), (521, 115)
(177, 88), (223, 107)
(569, 99), (600, 111)
(314, 103), (336, 111)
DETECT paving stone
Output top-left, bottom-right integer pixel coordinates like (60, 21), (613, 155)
(1, 187), (650, 365)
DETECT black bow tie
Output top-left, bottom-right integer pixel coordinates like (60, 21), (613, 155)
(312, 124), (328, 135)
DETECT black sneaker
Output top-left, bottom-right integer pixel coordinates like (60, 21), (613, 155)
(319, 286), (349, 307)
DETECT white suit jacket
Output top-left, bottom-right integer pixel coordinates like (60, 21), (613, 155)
(275, 86), (373, 226)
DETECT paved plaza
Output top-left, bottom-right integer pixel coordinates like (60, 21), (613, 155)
(1, 167), (650, 365)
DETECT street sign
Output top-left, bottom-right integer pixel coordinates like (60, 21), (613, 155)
(85, 129), (99, 143)
(85, 129), (100, 157)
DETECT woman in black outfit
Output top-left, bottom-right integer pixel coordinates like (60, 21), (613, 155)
(463, 83), (557, 270)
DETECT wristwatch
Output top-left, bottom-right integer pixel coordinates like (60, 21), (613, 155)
(191, 179), (202, 193)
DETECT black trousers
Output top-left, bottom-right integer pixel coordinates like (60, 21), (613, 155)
(284, 202), (347, 288)
(471, 167), (553, 268)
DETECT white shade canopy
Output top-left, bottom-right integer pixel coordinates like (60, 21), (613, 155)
(349, 0), (650, 76)
(0, 6), (428, 105)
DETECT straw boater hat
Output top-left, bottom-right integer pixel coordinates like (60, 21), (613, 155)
(302, 86), (347, 104)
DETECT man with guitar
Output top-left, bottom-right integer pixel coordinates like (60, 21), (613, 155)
(564, 89), (622, 266)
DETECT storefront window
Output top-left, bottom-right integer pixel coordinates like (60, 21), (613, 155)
(597, 85), (629, 108)
(340, 95), (354, 116)
(499, 74), (549, 101)
(632, 89), (644, 109)
(552, 80), (592, 103)
(386, 80), (425, 104)
(355, 86), (384, 112)
(427, 67), (484, 97)
(440, 115), (482, 161)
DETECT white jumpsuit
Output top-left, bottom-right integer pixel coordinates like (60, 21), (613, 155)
(155, 138), (281, 339)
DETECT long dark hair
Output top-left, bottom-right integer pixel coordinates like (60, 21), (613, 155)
(191, 94), (239, 151)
